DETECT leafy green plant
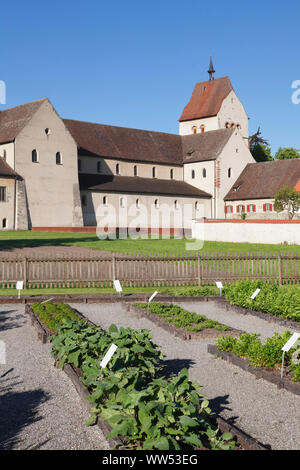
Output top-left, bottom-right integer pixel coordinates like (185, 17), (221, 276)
(224, 281), (300, 323)
(134, 302), (230, 332)
(216, 331), (300, 380)
(49, 319), (235, 450)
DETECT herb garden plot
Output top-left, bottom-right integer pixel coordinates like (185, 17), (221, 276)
(208, 332), (300, 397)
(131, 302), (243, 340)
(25, 301), (265, 450)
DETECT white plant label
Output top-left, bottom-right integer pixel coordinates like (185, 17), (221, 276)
(148, 291), (159, 303)
(16, 281), (24, 291)
(251, 289), (261, 300)
(100, 344), (118, 369)
(113, 280), (122, 293)
(282, 333), (300, 353)
(216, 282), (223, 289)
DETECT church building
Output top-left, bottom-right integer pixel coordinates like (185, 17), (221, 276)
(0, 60), (298, 231)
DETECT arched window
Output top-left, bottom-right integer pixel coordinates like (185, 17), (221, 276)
(200, 124), (205, 133)
(116, 164), (120, 175)
(191, 170), (195, 179)
(192, 126), (197, 134)
(237, 124), (241, 130)
(2, 218), (7, 228)
(202, 168), (207, 178)
(120, 197), (126, 208)
(225, 122), (230, 129)
(32, 149), (38, 163)
(170, 169), (173, 180)
(45, 128), (51, 136)
(174, 200), (179, 210)
(136, 199), (140, 209)
(134, 165), (138, 176)
(103, 196), (108, 205)
(56, 152), (62, 165)
(195, 202), (199, 211)
(97, 161), (101, 173)
(228, 168), (232, 178)
(154, 199), (159, 209)
(152, 167), (156, 178)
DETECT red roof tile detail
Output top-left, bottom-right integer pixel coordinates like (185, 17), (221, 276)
(179, 77), (233, 122)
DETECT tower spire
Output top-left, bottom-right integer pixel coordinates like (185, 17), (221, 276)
(208, 56), (215, 81)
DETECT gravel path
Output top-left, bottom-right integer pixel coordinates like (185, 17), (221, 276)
(0, 305), (110, 450)
(73, 301), (300, 450)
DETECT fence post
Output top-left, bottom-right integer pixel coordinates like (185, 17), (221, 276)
(23, 257), (28, 289)
(112, 253), (116, 281)
(278, 253), (282, 286)
(197, 253), (202, 286)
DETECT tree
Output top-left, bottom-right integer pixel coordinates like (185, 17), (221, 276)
(274, 186), (300, 219)
(275, 147), (300, 160)
(249, 127), (273, 162)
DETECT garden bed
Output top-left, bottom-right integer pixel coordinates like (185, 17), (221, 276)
(207, 334), (300, 398)
(131, 302), (243, 340)
(25, 303), (266, 451)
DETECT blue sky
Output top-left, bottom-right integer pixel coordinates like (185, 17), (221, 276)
(1, 0), (300, 155)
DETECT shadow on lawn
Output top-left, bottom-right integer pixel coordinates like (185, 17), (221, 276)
(0, 372), (51, 450)
(0, 236), (103, 251)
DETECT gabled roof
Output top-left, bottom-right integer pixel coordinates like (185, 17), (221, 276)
(183, 128), (234, 163)
(179, 77), (233, 122)
(225, 159), (300, 201)
(0, 157), (18, 178)
(79, 174), (212, 198)
(64, 119), (183, 165)
(0, 98), (48, 143)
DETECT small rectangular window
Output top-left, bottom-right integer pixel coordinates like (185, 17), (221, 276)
(0, 187), (6, 202)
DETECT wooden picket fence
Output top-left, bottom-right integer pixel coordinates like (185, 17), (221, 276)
(0, 252), (299, 289)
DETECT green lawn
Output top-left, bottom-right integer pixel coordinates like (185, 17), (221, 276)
(0, 230), (299, 255)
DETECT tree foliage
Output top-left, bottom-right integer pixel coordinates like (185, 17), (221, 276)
(249, 127), (273, 162)
(274, 186), (300, 219)
(275, 147), (300, 160)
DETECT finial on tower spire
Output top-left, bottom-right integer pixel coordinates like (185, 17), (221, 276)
(208, 56), (215, 81)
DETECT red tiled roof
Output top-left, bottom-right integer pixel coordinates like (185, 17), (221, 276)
(64, 119), (183, 166)
(179, 77), (233, 122)
(0, 99), (47, 143)
(225, 159), (300, 201)
(79, 174), (212, 198)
